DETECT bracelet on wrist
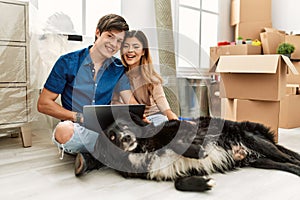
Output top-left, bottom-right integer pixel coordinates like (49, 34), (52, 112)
(74, 112), (83, 123)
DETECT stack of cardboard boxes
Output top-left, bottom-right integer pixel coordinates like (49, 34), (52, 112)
(260, 28), (300, 128)
(209, 0), (271, 69)
(209, 0), (300, 141)
(231, 0), (272, 41)
(211, 55), (297, 142)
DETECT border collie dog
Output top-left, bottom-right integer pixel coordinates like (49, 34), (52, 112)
(91, 114), (300, 192)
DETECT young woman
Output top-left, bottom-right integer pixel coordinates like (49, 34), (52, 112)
(115, 30), (178, 126)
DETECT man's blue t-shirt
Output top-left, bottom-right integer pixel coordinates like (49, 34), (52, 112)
(44, 46), (130, 113)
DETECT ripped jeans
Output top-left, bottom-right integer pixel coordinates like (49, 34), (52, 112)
(52, 121), (99, 159)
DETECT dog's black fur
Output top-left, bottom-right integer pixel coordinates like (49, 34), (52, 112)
(92, 113), (300, 192)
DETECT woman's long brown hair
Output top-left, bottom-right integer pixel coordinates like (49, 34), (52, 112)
(121, 30), (163, 93)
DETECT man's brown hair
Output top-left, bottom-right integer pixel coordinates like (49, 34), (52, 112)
(96, 14), (129, 40)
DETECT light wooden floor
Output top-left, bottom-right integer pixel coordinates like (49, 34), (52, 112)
(0, 127), (300, 200)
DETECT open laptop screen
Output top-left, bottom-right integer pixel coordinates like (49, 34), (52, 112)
(83, 104), (145, 132)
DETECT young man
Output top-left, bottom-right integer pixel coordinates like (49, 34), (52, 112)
(37, 14), (135, 176)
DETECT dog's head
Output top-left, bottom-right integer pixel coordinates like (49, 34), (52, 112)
(104, 118), (139, 152)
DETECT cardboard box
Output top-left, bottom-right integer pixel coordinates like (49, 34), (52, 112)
(221, 98), (279, 141)
(260, 28), (300, 60)
(260, 28), (285, 54)
(210, 55), (298, 101)
(231, 0), (272, 26)
(235, 21), (272, 42)
(285, 35), (300, 60)
(279, 94), (300, 129)
(210, 44), (262, 69)
(287, 61), (300, 84)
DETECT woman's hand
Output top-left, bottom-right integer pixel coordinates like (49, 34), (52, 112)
(142, 114), (151, 124)
(164, 109), (178, 121)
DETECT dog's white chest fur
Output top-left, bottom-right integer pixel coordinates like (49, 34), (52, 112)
(128, 143), (234, 181)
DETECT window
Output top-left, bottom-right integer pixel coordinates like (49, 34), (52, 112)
(175, 0), (219, 77)
(38, 0), (82, 34)
(37, 0), (121, 36)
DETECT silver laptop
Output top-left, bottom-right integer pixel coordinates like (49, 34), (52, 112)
(83, 104), (145, 132)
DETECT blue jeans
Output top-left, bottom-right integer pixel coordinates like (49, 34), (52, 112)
(147, 113), (168, 126)
(52, 121), (99, 159)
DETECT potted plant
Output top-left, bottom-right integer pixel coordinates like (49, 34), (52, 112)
(245, 38), (252, 44)
(276, 42), (295, 58)
(236, 36), (243, 45)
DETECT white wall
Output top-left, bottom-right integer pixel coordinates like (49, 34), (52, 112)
(121, 0), (156, 30)
(272, 0), (300, 33)
(218, 0), (234, 41)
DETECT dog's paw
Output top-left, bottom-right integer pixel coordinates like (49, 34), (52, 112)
(232, 145), (247, 161)
(174, 176), (215, 192)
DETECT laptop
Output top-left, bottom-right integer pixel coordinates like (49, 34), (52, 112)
(83, 104), (145, 132)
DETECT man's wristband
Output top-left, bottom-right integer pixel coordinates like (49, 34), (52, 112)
(74, 112), (83, 124)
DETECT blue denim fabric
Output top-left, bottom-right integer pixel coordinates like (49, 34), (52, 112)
(52, 122), (99, 157)
(147, 113), (168, 126)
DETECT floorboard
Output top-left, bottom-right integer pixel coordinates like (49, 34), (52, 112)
(0, 127), (300, 200)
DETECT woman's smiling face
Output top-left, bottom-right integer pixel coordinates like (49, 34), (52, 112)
(122, 37), (144, 69)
